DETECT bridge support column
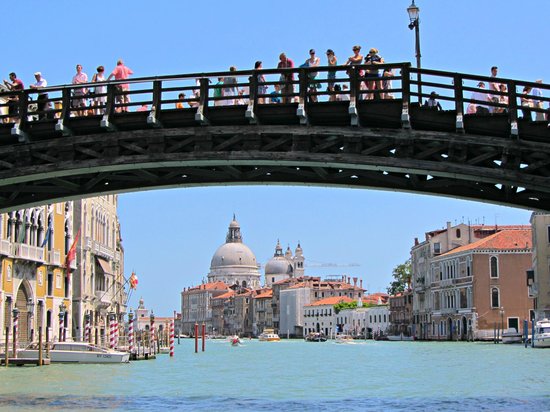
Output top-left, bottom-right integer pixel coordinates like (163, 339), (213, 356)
(195, 78), (210, 126)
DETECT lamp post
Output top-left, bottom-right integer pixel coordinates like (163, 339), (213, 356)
(407, 0), (422, 103)
(27, 298), (35, 343)
(58, 302), (66, 342)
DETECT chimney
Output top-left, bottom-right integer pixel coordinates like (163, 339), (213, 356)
(353, 277), (358, 286)
(360, 279), (363, 289)
(347, 276), (350, 284)
(414, 237), (419, 246)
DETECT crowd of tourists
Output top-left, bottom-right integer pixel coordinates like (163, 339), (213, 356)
(1, 49), (547, 122)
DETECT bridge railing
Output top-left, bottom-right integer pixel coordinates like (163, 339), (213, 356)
(0, 63), (548, 139)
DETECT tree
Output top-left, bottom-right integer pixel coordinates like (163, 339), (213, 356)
(386, 259), (412, 295)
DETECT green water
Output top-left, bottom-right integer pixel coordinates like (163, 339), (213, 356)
(0, 339), (548, 411)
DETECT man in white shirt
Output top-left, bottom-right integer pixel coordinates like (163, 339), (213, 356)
(72, 64), (88, 116)
(471, 82), (490, 115)
(29, 72), (48, 119)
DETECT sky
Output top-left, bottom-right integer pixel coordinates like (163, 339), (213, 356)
(5, 1), (549, 315)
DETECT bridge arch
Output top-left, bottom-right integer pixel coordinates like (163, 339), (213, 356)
(0, 63), (549, 211)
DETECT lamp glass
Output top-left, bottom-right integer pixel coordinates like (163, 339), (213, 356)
(407, 1), (419, 21)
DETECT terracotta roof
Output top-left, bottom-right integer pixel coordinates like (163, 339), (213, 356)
(254, 290), (273, 299)
(213, 290), (235, 300)
(305, 296), (354, 307)
(188, 281), (229, 292)
(439, 229), (532, 256)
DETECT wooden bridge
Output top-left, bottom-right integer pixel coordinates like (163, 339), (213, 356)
(0, 62), (549, 211)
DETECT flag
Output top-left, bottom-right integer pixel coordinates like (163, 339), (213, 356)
(41, 225), (51, 248)
(65, 228), (81, 272)
(129, 272), (139, 289)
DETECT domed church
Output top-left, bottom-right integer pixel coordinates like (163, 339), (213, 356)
(207, 215), (261, 289)
(264, 240), (305, 287)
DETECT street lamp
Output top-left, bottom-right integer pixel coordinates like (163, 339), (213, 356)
(407, 0), (422, 102)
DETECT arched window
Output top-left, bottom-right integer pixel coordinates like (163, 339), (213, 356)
(490, 256), (499, 278)
(456, 228), (461, 238)
(491, 287), (500, 308)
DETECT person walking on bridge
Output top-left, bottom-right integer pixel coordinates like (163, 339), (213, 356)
(72, 64), (88, 116)
(29, 72), (48, 120)
(107, 59), (134, 112)
(277, 53), (295, 104)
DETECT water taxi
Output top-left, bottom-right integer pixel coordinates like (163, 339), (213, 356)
(533, 319), (550, 348)
(19, 342), (130, 363)
(258, 329), (280, 342)
(304, 332), (327, 342)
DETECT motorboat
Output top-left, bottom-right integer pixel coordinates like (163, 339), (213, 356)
(258, 329), (280, 342)
(18, 342), (130, 363)
(334, 334), (355, 344)
(502, 328), (523, 344)
(387, 333), (414, 341)
(533, 319), (550, 348)
(229, 336), (241, 346)
(304, 332), (327, 342)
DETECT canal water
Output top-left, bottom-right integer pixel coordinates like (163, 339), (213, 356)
(1, 339), (549, 411)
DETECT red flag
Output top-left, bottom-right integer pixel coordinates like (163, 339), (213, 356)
(65, 228), (81, 273)
(129, 272), (139, 289)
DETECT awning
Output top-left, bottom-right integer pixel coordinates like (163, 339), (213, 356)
(96, 257), (112, 275)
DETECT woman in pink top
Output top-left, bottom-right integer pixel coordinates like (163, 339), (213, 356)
(107, 59), (134, 112)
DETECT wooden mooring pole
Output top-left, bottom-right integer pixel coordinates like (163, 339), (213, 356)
(38, 326), (43, 367)
(194, 323), (198, 353)
(4, 327), (9, 367)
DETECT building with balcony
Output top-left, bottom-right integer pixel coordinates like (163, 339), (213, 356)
(181, 281), (230, 335)
(71, 195), (125, 345)
(0, 203), (73, 346)
(429, 228), (533, 340)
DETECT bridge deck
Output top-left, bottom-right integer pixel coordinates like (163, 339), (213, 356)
(0, 63), (549, 211)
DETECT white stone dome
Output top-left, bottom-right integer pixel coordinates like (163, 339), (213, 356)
(210, 242), (258, 269)
(265, 256), (293, 275)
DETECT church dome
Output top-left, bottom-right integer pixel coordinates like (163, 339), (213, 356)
(265, 256), (293, 275)
(210, 242), (258, 269)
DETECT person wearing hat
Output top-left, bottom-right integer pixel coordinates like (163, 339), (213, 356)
(326, 49), (338, 100)
(424, 91), (442, 111)
(29, 71), (49, 120)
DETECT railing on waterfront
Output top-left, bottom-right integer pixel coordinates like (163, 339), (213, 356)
(1, 63), (549, 140)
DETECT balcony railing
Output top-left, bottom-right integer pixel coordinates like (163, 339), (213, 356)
(14, 243), (45, 264)
(48, 249), (61, 266)
(85, 237), (116, 260)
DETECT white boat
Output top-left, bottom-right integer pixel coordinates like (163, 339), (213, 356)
(387, 333), (414, 341)
(533, 319), (550, 348)
(334, 334), (355, 344)
(258, 329), (280, 342)
(502, 328), (523, 344)
(19, 342), (130, 363)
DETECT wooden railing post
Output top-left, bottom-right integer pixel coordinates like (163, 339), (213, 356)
(454, 73), (465, 132)
(100, 83), (117, 131)
(55, 88), (73, 136)
(401, 64), (411, 128)
(195, 78), (210, 125)
(507, 80), (519, 138)
(246, 73), (258, 124)
(11, 90), (29, 142)
(297, 68), (308, 125)
(147, 80), (162, 128)
(348, 66), (360, 126)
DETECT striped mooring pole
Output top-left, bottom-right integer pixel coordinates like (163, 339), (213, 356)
(128, 311), (134, 354)
(12, 308), (19, 358)
(169, 320), (175, 357)
(109, 313), (116, 349)
(84, 313), (91, 343)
